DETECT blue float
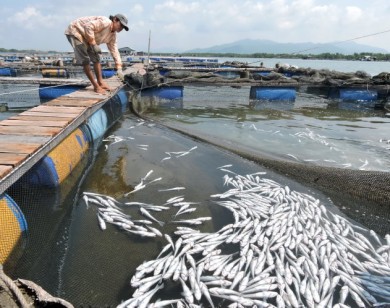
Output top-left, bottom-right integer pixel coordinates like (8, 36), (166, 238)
(102, 68), (116, 78)
(116, 89), (129, 112)
(253, 71), (271, 77)
(158, 69), (170, 76)
(0, 67), (17, 77)
(86, 109), (108, 141)
(0, 194), (28, 264)
(250, 87), (296, 101)
(103, 89), (128, 127)
(39, 85), (84, 101)
(23, 127), (90, 187)
(141, 86), (183, 100)
(215, 71), (240, 79)
(339, 89), (378, 101)
(41, 68), (69, 78)
(4, 56), (18, 62)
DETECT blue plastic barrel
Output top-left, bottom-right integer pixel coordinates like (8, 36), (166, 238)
(253, 71), (271, 77)
(215, 71), (240, 79)
(41, 68), (69, 78)
(250, 87), (296, 101)
(102, 68), (116, 78)
(0, 194), (28, 264)
(0, 67), (17, 77)
(39, 85), (83, 100)
(159, 69), (169, 76)
(102, 90), (128, 128)
(86, 109), (108, 141)
(24, 128), (90, 187)
(116, 89), (129, 112)
(339, 89), (377, 101)
(141, 86), (183, 100)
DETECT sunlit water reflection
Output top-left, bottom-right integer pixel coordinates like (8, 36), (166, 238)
(141, 85), (390, 172)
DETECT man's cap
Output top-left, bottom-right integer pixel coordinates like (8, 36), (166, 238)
(115, 13), (129, 31)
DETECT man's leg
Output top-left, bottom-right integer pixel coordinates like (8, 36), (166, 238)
(66, 35), (106, 94)
(93, 62), (111, 91)
(83, 63), (106, 94)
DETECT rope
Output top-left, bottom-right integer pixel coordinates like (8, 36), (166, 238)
(228, 28), (390, 66)
(0, 264), (30, 308)
(292, 28), (390, 55)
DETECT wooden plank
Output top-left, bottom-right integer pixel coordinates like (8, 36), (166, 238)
(45, 97), (99, 104)
(19, 111), (80, 118)
(0, 165), (12, 178)
(0, 125), (62, 136)
(7, 115), (74, 122)
(0, 135), (50, 144)
(0, 153), (29, 166)
(105, 81), (122, 86)
(64, 93), (109, 99)
(0, 119), (68, 127)
(45, 96), (89, 101)
(64, 89), (109, 99)
(30, 105), (86, 113)
(45, 99), (100, 107)
(0, 142), (42, 154)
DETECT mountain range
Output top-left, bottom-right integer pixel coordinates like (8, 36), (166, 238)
(183, 39), (388, 55)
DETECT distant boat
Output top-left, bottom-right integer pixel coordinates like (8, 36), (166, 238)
(360, 55), (376, 61)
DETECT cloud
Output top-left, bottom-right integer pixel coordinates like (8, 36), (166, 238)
(345, 6), (363, 23)
(0, 0), (389, 52)
(9, 6), (57, 30)
(132, 4), (144, 15)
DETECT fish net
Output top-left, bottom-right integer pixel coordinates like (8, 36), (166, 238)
(1, 81), (390, 307)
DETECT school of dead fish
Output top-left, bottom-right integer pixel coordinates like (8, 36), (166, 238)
(81, 126), (390, 307)
(83, 169), (390, 307)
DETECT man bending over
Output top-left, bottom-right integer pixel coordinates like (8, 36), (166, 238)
(65, 14), (128, 94)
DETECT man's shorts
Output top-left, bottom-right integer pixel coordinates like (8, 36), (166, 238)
(66, 35), (100, 65)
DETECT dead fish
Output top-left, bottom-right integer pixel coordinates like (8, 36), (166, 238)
(140, 207), (165, 227)
(159, 187), (186, 192)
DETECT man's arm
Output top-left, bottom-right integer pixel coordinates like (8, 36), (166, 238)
(106, 38), (122, 70)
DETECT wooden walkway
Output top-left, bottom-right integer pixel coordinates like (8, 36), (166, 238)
(0, 64), (143, 194)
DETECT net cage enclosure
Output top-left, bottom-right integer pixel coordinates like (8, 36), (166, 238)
(0, 76), (390, 307)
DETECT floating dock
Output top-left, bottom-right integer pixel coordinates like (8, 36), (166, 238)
(0, 64), (147, 269)
(0, 65), (138, 194)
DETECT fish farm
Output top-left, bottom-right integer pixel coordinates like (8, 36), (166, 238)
(0, 58), (390, 307)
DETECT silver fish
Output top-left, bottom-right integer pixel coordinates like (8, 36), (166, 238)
(159, 187), (186, 192)
(140, 207), (165, 226)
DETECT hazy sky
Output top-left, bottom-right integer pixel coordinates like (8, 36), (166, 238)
(1, 0), (390, 53)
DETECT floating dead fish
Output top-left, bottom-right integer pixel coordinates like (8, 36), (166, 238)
(120, 168), (390, 307)
(140, 207), (165, 227)
(159, 187), (186, 192)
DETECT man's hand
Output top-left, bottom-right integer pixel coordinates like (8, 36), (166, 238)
(116, 68), (125, 81)
(91, 45), (102, 55)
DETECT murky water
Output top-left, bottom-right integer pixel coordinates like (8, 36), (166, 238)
(6, 84), (390, 307)
(3, 114), (306, 303)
